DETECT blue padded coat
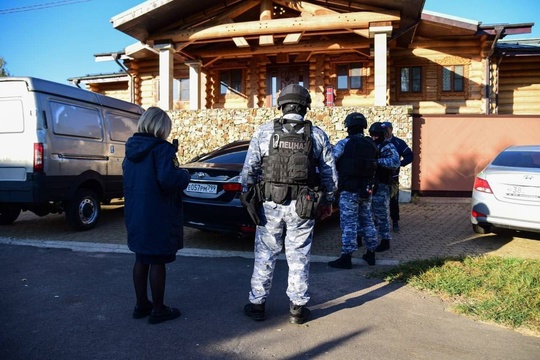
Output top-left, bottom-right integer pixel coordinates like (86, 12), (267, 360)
(123, 133), (191, 256)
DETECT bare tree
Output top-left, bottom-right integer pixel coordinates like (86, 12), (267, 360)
(0, 57), (10, 77)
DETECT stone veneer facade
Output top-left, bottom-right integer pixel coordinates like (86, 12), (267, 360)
(168, 105), (413, 201)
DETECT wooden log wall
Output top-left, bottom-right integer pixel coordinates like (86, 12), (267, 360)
(116, 46), (539, 116)
(390, 38), (487, 115)
(497, 56), (540, 114)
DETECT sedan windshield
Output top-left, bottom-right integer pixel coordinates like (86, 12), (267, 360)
(203, 150), (247, 164)
(492, 151), (540, 168)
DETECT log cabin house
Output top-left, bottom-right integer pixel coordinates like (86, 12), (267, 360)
(66, 0), (540, 196)
(69, 0), (540, 116)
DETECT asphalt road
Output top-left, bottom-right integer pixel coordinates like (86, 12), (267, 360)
(1, 197), (540, 359)
(1, 243), (539, 360)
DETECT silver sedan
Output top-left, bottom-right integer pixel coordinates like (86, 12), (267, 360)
(470, 145), (540, 234)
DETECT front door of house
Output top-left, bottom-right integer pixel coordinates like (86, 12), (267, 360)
(266, 64), (309, 107)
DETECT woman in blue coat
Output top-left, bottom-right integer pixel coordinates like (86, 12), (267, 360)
(123, 107), (191, 324)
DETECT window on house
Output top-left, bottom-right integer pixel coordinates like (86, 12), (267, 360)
(442, 65), (464, 92)
(337, 63), (363, 90)
(220, 69), (243, 95)
(400, 66), (422, 93)
(174, 78), (190, 101)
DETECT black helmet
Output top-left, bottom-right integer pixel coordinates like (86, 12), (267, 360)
(344, 112), (367, 129)
(277, 84), (311, 109)
(369, 122), (386, 144)
(369, 122), (385, 135)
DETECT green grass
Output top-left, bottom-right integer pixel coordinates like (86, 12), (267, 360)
(371, 255), (540, 335)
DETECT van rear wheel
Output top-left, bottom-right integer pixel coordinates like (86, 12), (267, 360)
(65, 189), (100, 231)
(0, 205), (21, 225)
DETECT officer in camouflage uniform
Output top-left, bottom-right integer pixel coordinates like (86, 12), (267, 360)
(241, 84), (337, 324)
(381, 121), (414, 233)
(368, 122), (400, 252)
(328, 112), (379, 268)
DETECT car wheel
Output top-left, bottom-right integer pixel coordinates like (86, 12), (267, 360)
(472, 223), (491, 234)
(0, 205), (21, 225)
(65, 189), (100, 231)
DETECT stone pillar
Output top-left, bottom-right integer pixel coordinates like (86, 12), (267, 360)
(157, 44), (174, 110)
(369, 24), (393, 107)
(185, 60), (202, 110)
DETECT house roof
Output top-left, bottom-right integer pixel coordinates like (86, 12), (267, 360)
(89, 0), (535, 71)
(112, 0), (425, 41)
(418, 10), (534, 40)
(110, 0), (426, 61)
(495, 38), (540, 56)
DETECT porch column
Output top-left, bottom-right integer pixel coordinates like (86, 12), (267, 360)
(157, 44), (174, 110)
(369, 24), (393, 107)
(185, 60), (202, 110)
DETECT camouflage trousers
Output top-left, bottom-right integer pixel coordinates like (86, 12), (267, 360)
(372, 183), (392, 240)
(248, 200), (315, 306)
(339, 191), (378, 253)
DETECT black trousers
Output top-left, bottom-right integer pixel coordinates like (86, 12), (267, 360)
(389, 180), (399, 223)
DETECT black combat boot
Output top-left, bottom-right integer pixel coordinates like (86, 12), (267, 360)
(244, 302), (266, 321)
(375, 239), (390, 252)
(362, 250), (376, 266)
(289, 302), (311, 324)
(328, 254), (352, 269)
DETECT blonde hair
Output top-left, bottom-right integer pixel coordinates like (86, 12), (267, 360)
(137, 107), (172, 140)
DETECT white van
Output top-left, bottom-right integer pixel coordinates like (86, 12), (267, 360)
(0, 77), (144, 230)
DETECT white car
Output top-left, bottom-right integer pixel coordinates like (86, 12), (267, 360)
(471, 145), (540, 234)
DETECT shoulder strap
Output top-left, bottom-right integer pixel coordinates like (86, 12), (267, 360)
(303, 120), (312, 138)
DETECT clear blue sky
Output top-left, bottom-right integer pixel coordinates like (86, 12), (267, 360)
(1, 0), (538, 85)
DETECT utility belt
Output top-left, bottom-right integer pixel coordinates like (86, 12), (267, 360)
(263, 182), (301, 204)
(263, 181), (323, 220)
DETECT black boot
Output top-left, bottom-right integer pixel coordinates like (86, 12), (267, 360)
(362, 250), (376, 266)
(375, 239), (390, 252)
(357, 235), (363, 247)
(289, 302), (311, 324)
(244, 302), (266, 321)
(328, 254), (352, 269)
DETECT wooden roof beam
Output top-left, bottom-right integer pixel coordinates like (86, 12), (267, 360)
(233, 37), (250, 48)
(275, 1), (372, 38)
(276, 53), (289, 63)
(260, 35), (275, 46)
(161, 0), (260, 32)
(274, 0), (335, 17)
(259, 0), (274, 46)
(253, 54), (271, 64)
(190, 38), (371, 58)
(283, 33), (303, 44)
(295, 52), (312, 62)
(260, 0), (272, 21)
(150, 11), (400, 43)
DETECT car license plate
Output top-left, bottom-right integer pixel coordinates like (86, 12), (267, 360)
(187, 183), (218, 194)
(506, 185), (540, 199)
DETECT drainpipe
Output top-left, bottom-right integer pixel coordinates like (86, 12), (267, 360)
(111, 53), (135, 103)
(485, 26), (505, 114)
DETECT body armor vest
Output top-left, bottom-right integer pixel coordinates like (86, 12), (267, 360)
(337, 135), (378, 192)
(261, 119), (318, 203)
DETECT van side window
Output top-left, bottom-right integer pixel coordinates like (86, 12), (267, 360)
(106, 111), (139, 142)
(0, 99), (24, 133)
(50, 101), (102, 139)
